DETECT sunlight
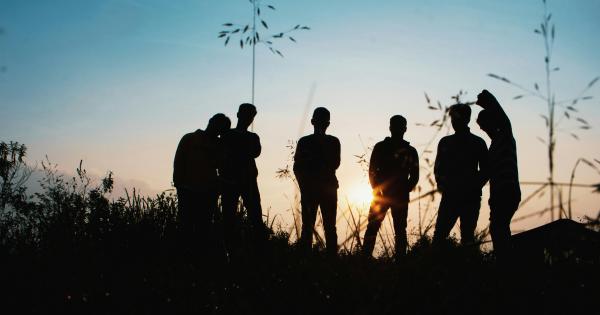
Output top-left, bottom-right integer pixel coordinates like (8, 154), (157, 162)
(347, 183), (374, 207)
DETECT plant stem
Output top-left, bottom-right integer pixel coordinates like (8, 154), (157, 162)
(252, 0), (256, 105)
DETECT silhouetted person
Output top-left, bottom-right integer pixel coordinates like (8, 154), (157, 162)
(221, 103), (266, 243)
(173, 113), (231, 246)
(475, 90), (521, 260)
(432, 104), (489, 245)
(363, 115), (419, 260)
(294, 107), (341, 255)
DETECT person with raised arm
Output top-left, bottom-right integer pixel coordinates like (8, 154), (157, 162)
(475, 89), (521, 260)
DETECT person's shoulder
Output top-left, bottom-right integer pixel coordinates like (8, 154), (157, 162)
(469, 133), (487, 146)
(326, 134), (340, 144)
(181, 130), (202, 141)
(439, 135), (451, 144)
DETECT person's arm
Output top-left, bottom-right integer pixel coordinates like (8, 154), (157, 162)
(476, 89), (512, 133)
(433, 138), (447, 193)
(293, 138), (307, 185)
(368, 143), (382, 189)
(173, 134), (190, 187)
(477, 139), (489, 189)
(331, 137), (341, 171)
(407, 147), (420, 192)
(248, 133), (262, 158)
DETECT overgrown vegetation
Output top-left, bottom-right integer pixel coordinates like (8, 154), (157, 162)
(1, 141), (598, 314)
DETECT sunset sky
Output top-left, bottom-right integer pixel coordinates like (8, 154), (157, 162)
(1, 0), (599, 239)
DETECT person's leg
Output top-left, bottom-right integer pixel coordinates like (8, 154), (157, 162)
(299, 188), (319, 251)
(432, 196), (459, 244)
(390, 198), (409, 259)
(489, 196), (519, 260)
(320, 186), (338, 256)
(176, 188), (193, 246)
(240, 179), (265, 232)
(197, 190), (219, 244)
(363, 199), (389, 257)
(459, 197), (481, 246)
(221, 184), (241, 248)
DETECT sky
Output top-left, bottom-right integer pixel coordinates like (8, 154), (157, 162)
(1, 0), (599, 241)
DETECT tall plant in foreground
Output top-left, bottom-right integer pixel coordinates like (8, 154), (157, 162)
(487, 0), (598, 221)
(218, 0), (310, 104)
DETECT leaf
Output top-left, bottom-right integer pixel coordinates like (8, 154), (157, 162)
(223, 23), (233, 27)
(534, 83), (539, 90)
(580, 126), (591, 130)
(487, 73), (511, 83)
(513, 95), (524, 100)
(587, 76), (599, 88)
(240, 39), (244, 48)
(551, 24), (555, 40)
(540, 115), (549, 127)
(430, 120), (439, 126)
(570, 133), (579, 140)
(301, 26), (310, 30)
(576, 117), (589, 125)
(255, 32), (260, 41)
(553, 67), (560, 71)
(265, 40), (273, 45)
(268, 5), (276, 10)
(424, 93), (431, 105)
(427, 106), (437, 110)
(231, 28), (240, 33)
(547, 13), (552, 21)
(534, 29), (541, 34)
(582, 96), (593, 100)
(218, 33), (227, 38)
(536, 137), (546, 144)
(289, 36), (296, 42)
(564, 111), (570, 119)
(437, 101), (442, 110)
(257, 8), (260, 16)
(566, 106), (577, 112)
(276, 50), (283, 57)
(594, 158), (600, 166)
(261, 20), (268, 29)
(269, 47), (275, 54)
(243, 25), (249, 33)
(225, 37), (230, 46)
(294, 25), (300, 29)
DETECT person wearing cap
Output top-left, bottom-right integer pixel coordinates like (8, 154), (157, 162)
(432, 104), (489, 246)
(173, 113), (231, 246)
(363, 115), (419, 261)
(475, 90), (521, 261)
(294, 107), (341, 255)
(220, 103), (266, 243)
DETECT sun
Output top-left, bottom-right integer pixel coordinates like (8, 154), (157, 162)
(347, 183), (374, 207)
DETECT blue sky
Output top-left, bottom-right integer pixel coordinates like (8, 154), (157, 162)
(1, 0), (599, 234)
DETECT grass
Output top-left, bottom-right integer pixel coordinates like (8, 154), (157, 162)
(1, 143), (598, 314)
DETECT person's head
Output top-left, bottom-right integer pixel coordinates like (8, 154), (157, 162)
(476, 109), (496, 137)
(449, 104), (471, 131)
(389, 115), (407, 138)
(311, 107), (330, 135)
(206, 113), (231, 136)
(236, 103), (257, 129)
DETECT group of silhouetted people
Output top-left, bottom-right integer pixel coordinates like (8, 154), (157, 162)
(173, 89), (521, 261)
